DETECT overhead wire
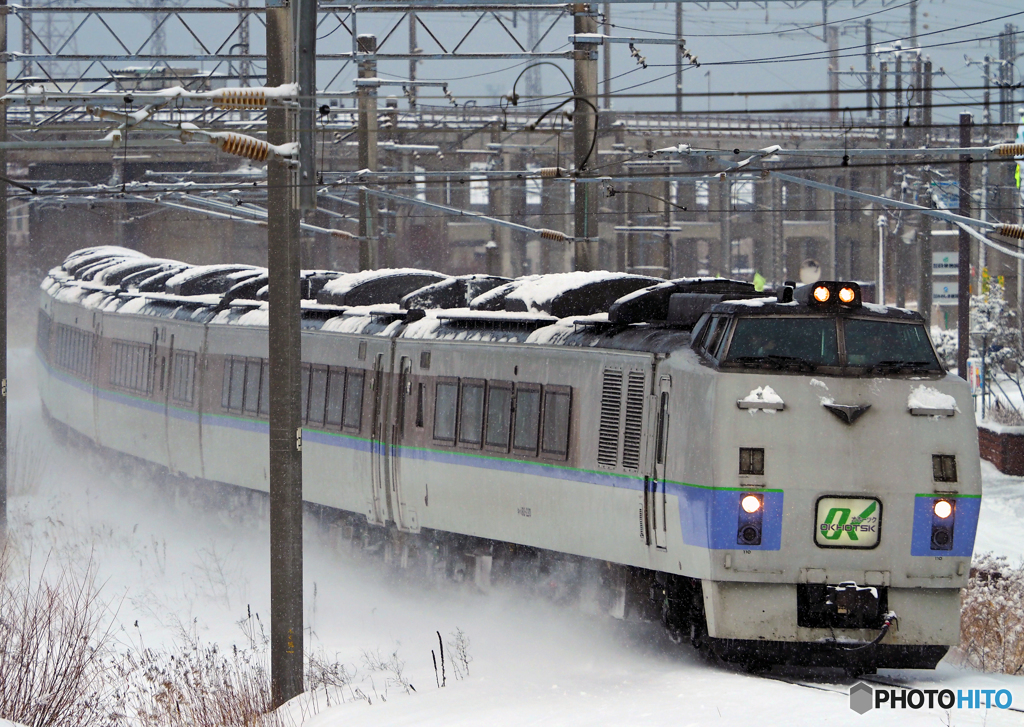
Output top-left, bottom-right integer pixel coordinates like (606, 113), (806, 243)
(604, 0), (914, 39)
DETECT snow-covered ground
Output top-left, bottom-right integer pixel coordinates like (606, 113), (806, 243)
(6, 345), (1024, 726)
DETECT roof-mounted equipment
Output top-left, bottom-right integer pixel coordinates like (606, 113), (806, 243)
(316, 269), (449, 307)
(609, 278), (760, 326)
(794, 281), (862, 310)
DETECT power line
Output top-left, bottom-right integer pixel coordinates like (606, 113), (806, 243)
(605, 0), (914, 40)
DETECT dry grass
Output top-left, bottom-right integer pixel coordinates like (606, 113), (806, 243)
(0, 549), (294, 727)
(957, 553), (1024, 675)
(114, 624), (287, 727)
(0, 547), (118, 727)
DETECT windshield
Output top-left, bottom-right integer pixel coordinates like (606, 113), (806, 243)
(717, 315), (942, 373)
(725, 317), (839, 368)
(844, 318), (942, 371)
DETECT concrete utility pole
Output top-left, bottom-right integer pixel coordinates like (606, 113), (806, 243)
(603, 3), (611, 110)
(0, 0), (8, 542)
(408, 14), (417, 108)
(909, 0), (918, 48)
(864, 19), (873, 118)
(675, 3), (683, 115)
(980, 56), (990, 276)
(827, 26), (839, 122)
(918, 60), (932, 326)
(266, 0), (311, 707)
(573, 3), (598, 271)
(357, 34), (378, 271)
(957, 112), (972, 378)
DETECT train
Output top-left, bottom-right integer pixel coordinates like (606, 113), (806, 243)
(36, 246), (981, 673)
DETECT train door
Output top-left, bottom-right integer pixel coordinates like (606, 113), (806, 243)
(163, 332), (175, 468)
(91, 311), (103, 445)
(649, 375), (671, 551)
(369, 350), (393, 525)
(390, 355), (416, 531)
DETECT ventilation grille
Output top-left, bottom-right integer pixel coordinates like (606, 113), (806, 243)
(622, 371), (646, 471)
(597, 369), (623, 467)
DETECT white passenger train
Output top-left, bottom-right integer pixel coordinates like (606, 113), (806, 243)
(37, 246), (981, 672)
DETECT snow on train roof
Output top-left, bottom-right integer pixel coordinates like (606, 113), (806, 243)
(503, 271), (641, 312)
(320, 268), (446, 298)
(165, 264), (261, 290)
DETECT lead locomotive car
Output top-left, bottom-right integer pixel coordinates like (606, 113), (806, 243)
(37, 246), (980, 671)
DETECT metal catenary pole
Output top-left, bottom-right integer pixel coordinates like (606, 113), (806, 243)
(957, 112), (973, 379)
(675, 2), (683, 115)
(358, 33), (378, 271)
(864, 18), (872, 118)
(572, 3), (598, 272)
(918, 59), (932, 327)
(267, 0), (307, 707)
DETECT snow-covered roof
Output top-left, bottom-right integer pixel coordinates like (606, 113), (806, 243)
(503, 271), (628, 312)
(320, 268), (446, 299)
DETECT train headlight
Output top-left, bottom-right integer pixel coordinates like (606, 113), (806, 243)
(838, 286), (856, 304)
(737, 493), (764, 546)
(930, 498), (956, 551)
(741, 494), (762, 514)
(813, 285), (831, 303)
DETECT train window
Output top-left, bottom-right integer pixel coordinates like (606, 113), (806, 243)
(709, 317), (734, 359)
(243, 358), (262, 415)
(221, 358), (232, 409)
(541, 387), (572, 458)
(171, 351), (196, 405)
(111, 340), (152, 395)
(690, 314), (709, 349)
(485, 382), (513, 450)
(420, 351), (431, 370)
(458, 380), (485, 446)
(259, 360), (270, 416)
(229, 357), (246, 411)
(513, 384), (541, 453)
(358, 341), (367, 361)
(740, 447), (765, 476)
(702, 316), (724, 356)
(434, 380), (459, 442)
(844, 319), (942, 371)
(300, 365), (310, 422)
(343, 370), (364, 430)
(655, 391), (669, 465)
(932, 454), (957, 483)
(326, 367), (345, 426)
(309, 366), (328, 425)
(415, 383), (425, 428)
(726, 317), (839, 367)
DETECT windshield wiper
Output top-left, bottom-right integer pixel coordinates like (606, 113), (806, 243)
(866, 359), (939, 373)
(730, 355), (819, 372)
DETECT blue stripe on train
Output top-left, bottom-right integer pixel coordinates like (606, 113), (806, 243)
(910, 495), (980, 557)
(40, 348), (784, 551)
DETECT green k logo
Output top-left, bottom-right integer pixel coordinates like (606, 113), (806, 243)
(822, 501), (878, 541)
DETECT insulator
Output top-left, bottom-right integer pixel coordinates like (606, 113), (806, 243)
(994, 143), (1024, 156)
(213, 88), (267, 110)
(539, 167), (564, 178)
(213, 133), (270, 162)
(998, 224), (1024, 240)
(538, 228), (567, 241)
